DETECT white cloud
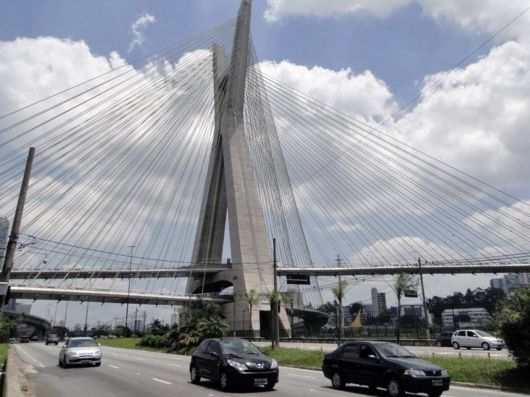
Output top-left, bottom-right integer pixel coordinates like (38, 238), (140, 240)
(265, 0), (530, 41)
(259, 60), (397, 124)
(395, 39), (530, 190)
(128, 13), (156, 53)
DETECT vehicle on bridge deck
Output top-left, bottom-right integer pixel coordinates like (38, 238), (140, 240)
(190, 337), (279, 391)
(59, 337), (102, 368)
(322, 341), (450, 397)
(436, 332), (453, 347)
(451, 329), (504, 350)
(20, 336), (29, 343)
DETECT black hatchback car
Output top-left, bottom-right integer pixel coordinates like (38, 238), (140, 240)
(190, 338), (278, 391)
(322, 341), (450, 397)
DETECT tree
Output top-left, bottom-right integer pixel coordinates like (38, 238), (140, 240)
(0, 315), (19, 342)
(394, 273), (414, 344)
(268, 291), (282, 348)
(493, 288), (530, 368)
(332, 280), (347, 346)
(243, 289), (260, 335)
(167, 301), (228, 354)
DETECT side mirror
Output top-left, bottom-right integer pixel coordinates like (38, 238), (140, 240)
(367, 354), (377, 360)
(210, 351), (219, 357)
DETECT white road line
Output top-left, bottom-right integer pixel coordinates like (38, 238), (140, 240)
(288, 373), (315, 379)
(108, 364), (120, 369)
(166, 363), (182, 367)
(16, 346), (45, 368)
(152, 378), (172, 385)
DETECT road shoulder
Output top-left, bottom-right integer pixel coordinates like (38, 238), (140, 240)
(6, 346), (35, 397)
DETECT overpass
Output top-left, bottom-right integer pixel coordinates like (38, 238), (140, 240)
(3, 309), (51, 338)
(9, 286), (232, 306)
(10, 262), (530, 280)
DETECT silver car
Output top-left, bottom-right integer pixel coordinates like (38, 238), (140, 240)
(59, 337), (102, 367)
(451, 329), (505, 350)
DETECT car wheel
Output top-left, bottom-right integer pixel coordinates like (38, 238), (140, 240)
(55, 342), (58, 345)
(452, 342), (460, 349)
(482, 342), (490, 350)
(58, 358), (62, 367)
(386, 377), (403, 397)
(331, 372), (344, 389)
(95, 362), (101, 367)
(46, 342), (48, 346)
(190, 366), (201, 384)
(62, 357), (69, 368)
(219, 371), (230, 391)
(496, 347), (502, 350)
(466, 347), (471, 350)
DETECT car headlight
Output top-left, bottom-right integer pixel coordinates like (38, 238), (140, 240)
(441, 369), (448, 377)
(271, 359), (278, 369)
(67, 351), (78, 357)
(404, 369), (426, 376)
(227, 359), (247, 372)
(94, 350), (101, 357)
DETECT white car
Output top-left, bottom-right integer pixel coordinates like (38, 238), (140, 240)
(59, 337), (102, 367)
(451, 329), (504, 350)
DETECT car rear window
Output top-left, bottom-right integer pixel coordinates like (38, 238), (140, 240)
(69, 339), (97, 348)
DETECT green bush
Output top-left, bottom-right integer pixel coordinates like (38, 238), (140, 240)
(139, 334), (169, 349)
(0, 315), (19, 342)
(493, 288), (530, 368)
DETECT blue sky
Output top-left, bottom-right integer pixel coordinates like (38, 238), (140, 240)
(1, 0), (529, 326)
(0, 0), (492, 105)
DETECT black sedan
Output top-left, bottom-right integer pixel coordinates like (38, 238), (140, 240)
(322, 341), (450, 397)
(189, 337), (279, 391)
(436, 332), (453, 347)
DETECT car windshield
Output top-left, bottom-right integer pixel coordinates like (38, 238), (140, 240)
(376, 343), (415, 358)
(220, 339), (262, 355)
(48, 334), (58, 338)
(475, 330), (492, 337)
(69, 339), (97, 348)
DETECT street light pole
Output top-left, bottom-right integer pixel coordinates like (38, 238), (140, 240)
(84, 301), (90, 336)
(125, 245), (135, 337)
(418, 258), (430, 339)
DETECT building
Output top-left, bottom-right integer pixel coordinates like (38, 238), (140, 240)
(441, 307), (491, 328)
(400, 304), (426, 320)
(371, 288), (387, 317)
(490, 273), (529, 294)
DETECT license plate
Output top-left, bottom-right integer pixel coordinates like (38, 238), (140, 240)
(254, 378), (268, 385)
(432, 379), (443, 386)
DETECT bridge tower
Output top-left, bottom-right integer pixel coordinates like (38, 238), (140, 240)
(186, 0), (290, 336)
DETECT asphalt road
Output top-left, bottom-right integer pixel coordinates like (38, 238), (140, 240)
(14, 343), (525, 397)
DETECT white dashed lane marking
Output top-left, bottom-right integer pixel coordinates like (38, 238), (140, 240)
(287, 373), (315, 379)
(16, 346), (45, 368)
(152, 378), (172, 385)
(166, 363), (182, 367)
(108, 364), (120, 369)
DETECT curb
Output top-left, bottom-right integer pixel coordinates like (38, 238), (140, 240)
(452, 381), (530, 394)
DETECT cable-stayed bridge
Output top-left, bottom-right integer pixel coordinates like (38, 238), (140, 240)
(1, 0), (529, 334)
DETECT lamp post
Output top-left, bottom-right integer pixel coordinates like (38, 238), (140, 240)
(125, 245), (135, 337)
(84, 302), (90, 336)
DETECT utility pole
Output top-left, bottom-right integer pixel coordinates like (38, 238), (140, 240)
(272, 238), (280, 348)
(64, 301), (69, 334)
(134, 307), (138, 335)
(0, 147), (35, 311)
(125, 245), (135, 337)
(418, 258), (430, 340)
(336, 255), (344, 346)
(84, 302), (90, 336)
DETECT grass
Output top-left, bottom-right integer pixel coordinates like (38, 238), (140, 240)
(260, 346), (529, 389)
(97, 337), (166, 353)
(260, 346), (324, 369)
(0, 343), (8, 365)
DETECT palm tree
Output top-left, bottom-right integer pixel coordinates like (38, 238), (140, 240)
(243, 289), (260, 337)
(268, 290), (282, 348)
(394, 273), (414, 344)
(332, 280), (347, 346)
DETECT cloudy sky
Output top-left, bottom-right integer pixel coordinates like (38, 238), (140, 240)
(1, 0), (529, 326)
